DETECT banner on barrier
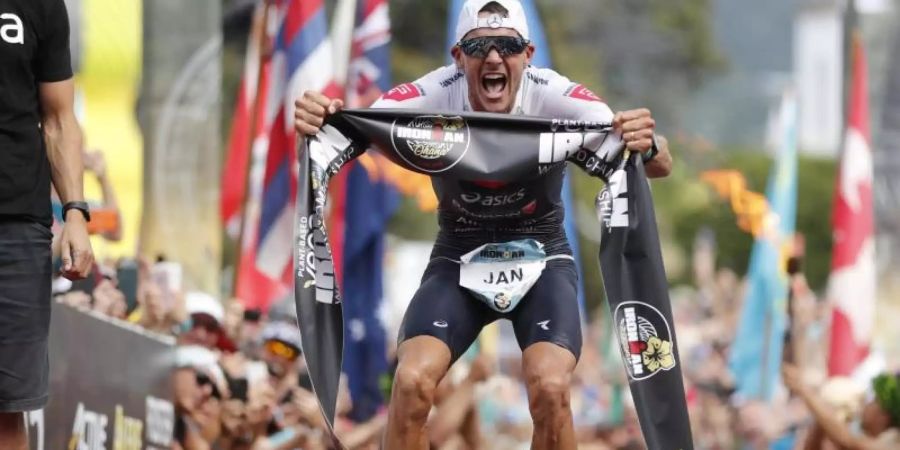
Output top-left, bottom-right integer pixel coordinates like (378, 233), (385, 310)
(27, 303), (175, 450)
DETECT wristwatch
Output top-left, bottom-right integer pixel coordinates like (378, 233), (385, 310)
(62, 201), (91, 222)
(643, 134), (660, 163)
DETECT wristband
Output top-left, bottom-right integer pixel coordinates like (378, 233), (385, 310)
(643, 134), (660, 163)
(62, 201), (91, 222)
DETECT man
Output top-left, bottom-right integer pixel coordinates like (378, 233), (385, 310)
(0, 0), (93, 447)
(295, 1), (671, 448)
(259, 321), (306, 400)
(180, 291), (228, 350)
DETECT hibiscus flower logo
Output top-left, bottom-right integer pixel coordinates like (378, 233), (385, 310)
(614, 301), (678, 381)
(642, 336), (676, 373)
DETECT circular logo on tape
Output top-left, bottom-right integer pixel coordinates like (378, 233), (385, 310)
(613, 301), (676, 381)
(390, 115), (470, 173)
(493, 292), (511, 311)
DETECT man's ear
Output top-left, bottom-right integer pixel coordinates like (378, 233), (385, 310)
(451, 46), (464, 70)
(524, 43), (535, 66)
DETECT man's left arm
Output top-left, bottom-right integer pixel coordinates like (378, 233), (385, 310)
(614, 109), (672, 178)
(529, 72), (672, 178)
(41, 79), (93, 279)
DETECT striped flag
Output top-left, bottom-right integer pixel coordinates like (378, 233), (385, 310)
(220, 3), (264, 240)
(255, 0), (341, 297)
(230, 4), (288, 309)
(827, 35), (876, 377)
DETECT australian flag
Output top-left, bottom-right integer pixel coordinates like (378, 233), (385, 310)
(341, 0), (399, 422)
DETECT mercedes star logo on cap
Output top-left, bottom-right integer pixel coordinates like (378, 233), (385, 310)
(487, 14), (503, 28)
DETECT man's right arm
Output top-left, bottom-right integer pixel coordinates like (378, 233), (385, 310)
(294, 65), (457, 136)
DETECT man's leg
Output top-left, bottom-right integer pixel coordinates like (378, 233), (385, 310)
(0, 221), (53, 450)
(384, 335), (452, 450)
(510, 261), (582, 450)
(384, 259), (491, 450)
(523, 342), (577, 450)
(0, 412), (26, 450)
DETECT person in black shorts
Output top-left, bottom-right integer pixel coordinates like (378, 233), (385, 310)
(0, 0), (93, 447)
(295, 1), (672, 448)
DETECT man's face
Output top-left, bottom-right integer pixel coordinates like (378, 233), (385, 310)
(262, 339), (300, 380)
(452, 24), (534, 114)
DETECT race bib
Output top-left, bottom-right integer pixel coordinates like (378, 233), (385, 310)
(458, 240), (553, 313)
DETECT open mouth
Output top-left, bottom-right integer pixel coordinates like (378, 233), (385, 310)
(481, 73), (507, 98)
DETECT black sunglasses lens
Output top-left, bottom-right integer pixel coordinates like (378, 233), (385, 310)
(460, 37), (526, 57)
(496, 37), (526, 55)
(196, 373), (222, 399)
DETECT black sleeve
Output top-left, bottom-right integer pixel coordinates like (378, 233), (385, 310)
(35, 0), (73, 82)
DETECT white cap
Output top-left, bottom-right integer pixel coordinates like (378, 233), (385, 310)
(185, 291), (224, 324)
(454, 0), (530, 43)
(261, 321), (303, 352)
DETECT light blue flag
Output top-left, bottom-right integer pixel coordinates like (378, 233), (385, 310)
(445, 0), (588, 319)
(728, 91), (799, 401)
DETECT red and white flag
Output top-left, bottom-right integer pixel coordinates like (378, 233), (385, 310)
(221, 3), (268, 240)
(827, 35), (876, 376)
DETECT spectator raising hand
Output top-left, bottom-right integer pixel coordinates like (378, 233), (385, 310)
(83, 149), (123, 241)
(783, 363), (900, 449)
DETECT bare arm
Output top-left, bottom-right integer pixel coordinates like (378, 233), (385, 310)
(85, 151), (122, 241)
(784, 365), (884, 450)
(428, 379), (478, 446)
(428, 356), (491, 447)
(42, 79), (84, 209)
(41, 79), (93, 279)
(646, 135), (673, 179)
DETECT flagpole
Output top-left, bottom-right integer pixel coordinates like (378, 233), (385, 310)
(760, 304), (773, 399)
(232, 0), (273, 298)
(331, 0), (357, 90)
(842, 0), (858, 136)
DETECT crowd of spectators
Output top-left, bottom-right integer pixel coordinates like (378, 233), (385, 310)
(48, 172), (900, 449)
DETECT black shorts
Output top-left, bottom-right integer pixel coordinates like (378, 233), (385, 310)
(0, 219), (53, 412)
(398, 258), (582, 364)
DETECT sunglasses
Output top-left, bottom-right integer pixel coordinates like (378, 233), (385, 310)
(196, 372), (222, 399)
(265, 339), (300, 361)
(458, 36), (530, 58)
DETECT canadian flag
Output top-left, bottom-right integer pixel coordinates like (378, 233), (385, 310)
(827, 35), (876, 376)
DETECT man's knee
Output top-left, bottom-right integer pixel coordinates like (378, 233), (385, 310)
(523, 343), (576, 419)
(393, 364), (441, 420)
(526, 372), (571, 414)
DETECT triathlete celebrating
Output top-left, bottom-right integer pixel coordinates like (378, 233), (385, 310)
(294, 1), (672, 448)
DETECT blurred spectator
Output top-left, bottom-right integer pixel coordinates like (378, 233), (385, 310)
(81, 149), (122, 241)
(180, 291), (228, 351)
(259, 321), (305, 400)
(783, 364), (900, 449)
(127, 258), (186, 334)
(91, 270), (127, 319)
(173, 344), (228, 449)
(427, 353), (492, 449)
